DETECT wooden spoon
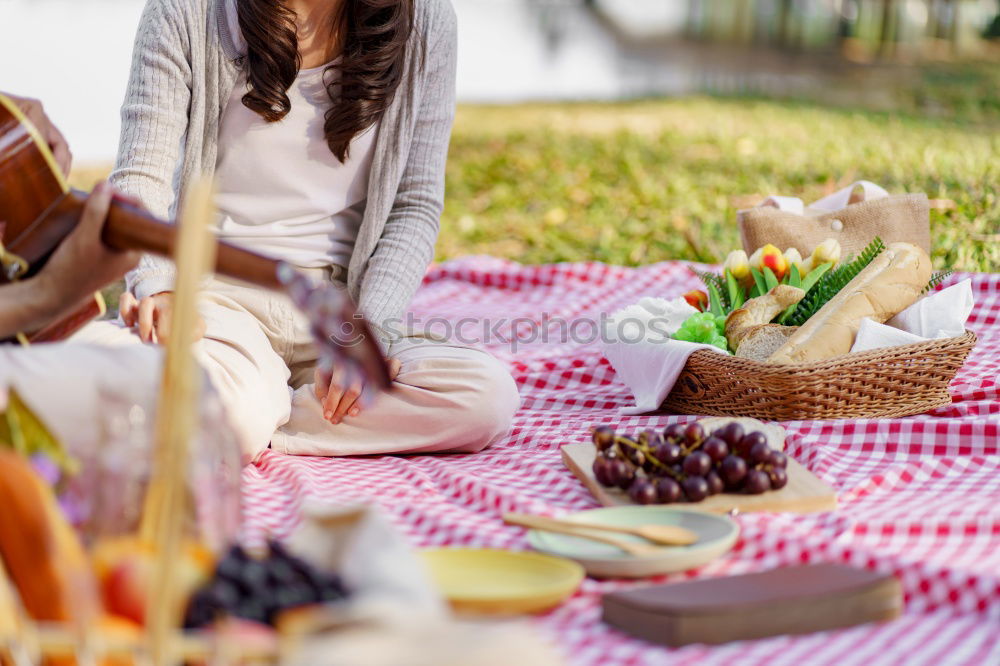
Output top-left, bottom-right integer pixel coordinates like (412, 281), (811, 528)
(504, 513), (698, 557)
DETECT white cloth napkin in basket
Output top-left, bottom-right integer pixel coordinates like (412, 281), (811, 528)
(600, 296), (725, 415)
(852, 279), (974, 353)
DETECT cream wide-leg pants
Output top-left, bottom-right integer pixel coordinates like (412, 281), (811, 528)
(54, 271), (521, 462)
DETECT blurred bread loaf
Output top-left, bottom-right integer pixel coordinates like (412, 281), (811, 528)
(735, 325), (798, 362)
(768, 243), (931, 364)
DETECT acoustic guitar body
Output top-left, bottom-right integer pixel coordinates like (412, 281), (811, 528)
(0, 96), (104, 341)
(0, 95), (281, 341)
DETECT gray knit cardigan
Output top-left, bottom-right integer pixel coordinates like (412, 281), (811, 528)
(112, 0), (457, 345)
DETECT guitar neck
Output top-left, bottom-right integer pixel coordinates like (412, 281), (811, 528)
(102, 194), (284, 291)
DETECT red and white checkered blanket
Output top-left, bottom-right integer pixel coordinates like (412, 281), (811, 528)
(242, 259), (1000, 665)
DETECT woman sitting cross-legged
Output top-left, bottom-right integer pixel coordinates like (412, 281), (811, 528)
(75, 0), (520, 461)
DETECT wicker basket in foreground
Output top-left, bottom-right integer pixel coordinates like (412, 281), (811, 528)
(663, 331), (977, 421)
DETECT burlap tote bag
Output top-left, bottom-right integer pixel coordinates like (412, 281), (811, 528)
(737, 181), (930, 258)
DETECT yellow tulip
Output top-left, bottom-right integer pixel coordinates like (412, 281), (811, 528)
(724, 250), (750, 280)
(783, 248), (803, 272)
(812, 238), (842, 267)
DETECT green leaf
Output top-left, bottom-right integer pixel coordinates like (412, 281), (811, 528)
(750, 267), (767, 297)
(922, 270), (953, 294)
(692, 269), (730, 312)
(0, 389), (76, 474)
(762, 266), (779, 291)
(785, 238), (887, 327)
(706, 282), (725, 318)
(800, 262), (833, 294)
(788, 264), (801, 288)
(777, 263), (829, 324)
(725, 270), (744, 311)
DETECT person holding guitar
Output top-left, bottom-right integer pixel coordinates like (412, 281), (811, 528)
(0, 183), (139, 340)
(75, 0), (520, 460)
(0, 93), (138, 339)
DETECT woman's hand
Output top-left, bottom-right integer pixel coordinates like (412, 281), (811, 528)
(35, 182), (140, 319)
(118, 291), (206, 345)
(4, 93), (72, 176)
(314, 358), (402, 424)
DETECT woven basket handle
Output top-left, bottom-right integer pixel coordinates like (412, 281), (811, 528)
(760, 180), (890, 217)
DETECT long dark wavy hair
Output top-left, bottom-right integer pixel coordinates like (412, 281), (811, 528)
(236, 0), (413, 162)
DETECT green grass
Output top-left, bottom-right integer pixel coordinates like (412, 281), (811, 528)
(72, 94), (1000, 275)
(441, 97), (999, 272)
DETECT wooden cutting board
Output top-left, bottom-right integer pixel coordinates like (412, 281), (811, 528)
(562, 442), (837, 514)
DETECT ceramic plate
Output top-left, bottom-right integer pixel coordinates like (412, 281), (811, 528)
(421, 547), (584, 616)
(527, 506), (739, 578)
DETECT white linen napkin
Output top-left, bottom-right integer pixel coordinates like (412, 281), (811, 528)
(851, 279), (974, 353)
(600, 296), (727, 415)
(604, 338), (727, 415)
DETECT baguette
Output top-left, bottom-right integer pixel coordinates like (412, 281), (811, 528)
(767, 242), (931, 364)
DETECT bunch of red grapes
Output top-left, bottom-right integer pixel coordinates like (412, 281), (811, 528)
(590, 421), (789, 505)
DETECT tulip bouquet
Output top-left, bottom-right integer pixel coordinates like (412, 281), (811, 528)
(687, 239), (842, 323)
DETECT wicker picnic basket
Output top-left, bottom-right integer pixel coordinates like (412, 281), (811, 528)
(663, 330), (977, 421)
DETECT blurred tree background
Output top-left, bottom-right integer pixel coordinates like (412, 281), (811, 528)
(435, 0), (999, 272)
(67, 0), (1000, 276)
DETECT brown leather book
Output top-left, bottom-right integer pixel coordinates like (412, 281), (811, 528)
(602, 563), (902, 647)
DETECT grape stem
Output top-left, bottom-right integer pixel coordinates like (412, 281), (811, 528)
(614, 435), (687, 481)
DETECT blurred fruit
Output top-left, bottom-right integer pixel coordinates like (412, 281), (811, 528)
(682, 451), (712, 477)
(683, 423), (705, 446)
(744, 470), (772, 495)
(662, 423), (686, 442)
(102, 556), (150, 626)
(720, 455), (748, 487)
(92, 614), (143, 666)
(748, 441), (773, 466)
(718, 422), (744, 448)
(770, 451), (789, 469)
(92, 536), (214, 626)
(739, 431), (767, 455)
(614, 461), (635, 490)
(591, 426), (615, 451)
(655, 477), (682, 504)
(681, 477), (709, 502)
(682, 289), (708, 312)
(768, 467), (789, 490)
(652, 442), (682, 465)
(705, 471), (724, 496)
(184, 543), (347, 629)
(637, 429), (663, 448)
(0, 450), (97, 624)
(592, 457), (613, 486)
(627, 478), (657, 505)
(702, 436), (729, 462)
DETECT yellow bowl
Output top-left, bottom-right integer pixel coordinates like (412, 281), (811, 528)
(421, 548), (584, 616)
